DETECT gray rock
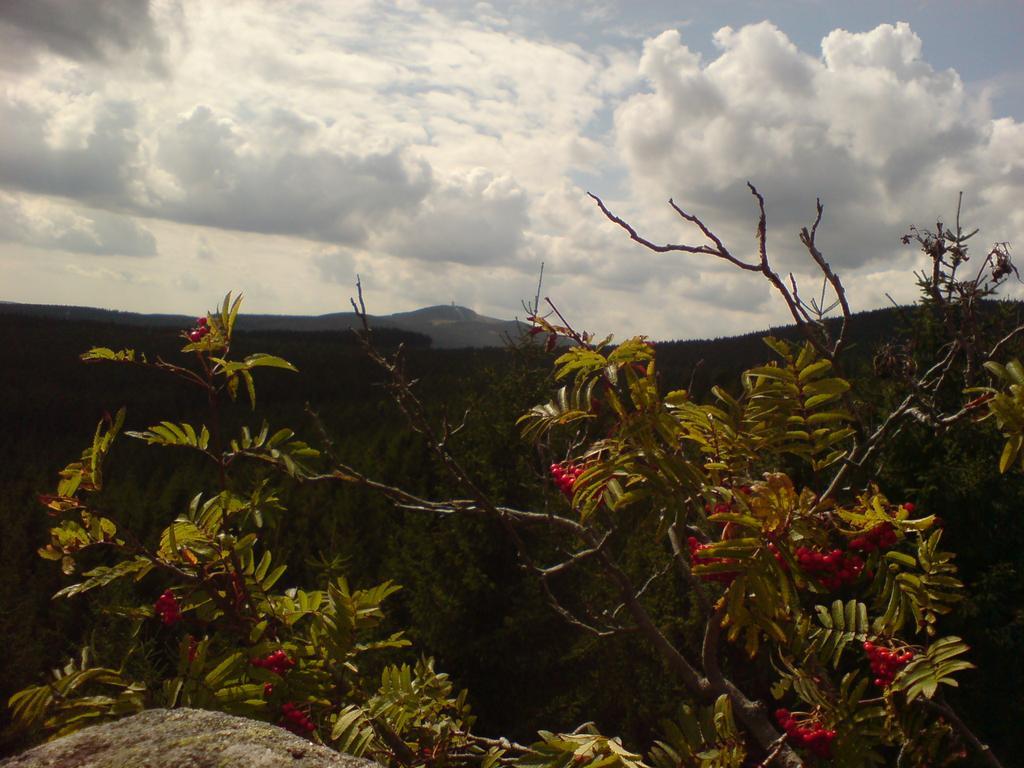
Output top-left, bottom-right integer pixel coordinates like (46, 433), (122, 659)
(0, 708), (380, 768)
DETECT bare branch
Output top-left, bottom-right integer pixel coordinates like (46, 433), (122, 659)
(669, 197), (760, 271)
(584, 530), (711, 699)
(463, 732), (540, 757)
(590, 185), (845, 368)
(536, 576), (626, 638)
(754, 734), (790, 768)
(747, 182), (769, 270)
(988, 324), (1024, 361)
(786, 273), (819, 328)
(544, 298), (593, 347)
(589, 192), (759, 271)
(373, 718), (419, 765)
(609, 560), (672, 620)
(537, 531), (613, 576)
(798, 198), (852, 358)
(350, 274), (372, 335)
(925, 698), (1005, 768)
(818, 393), (915, 505)
(668, 522), (712, 617)
(700, 604), (727, 687)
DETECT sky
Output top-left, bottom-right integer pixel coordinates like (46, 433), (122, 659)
(1, 0), (1022, 341)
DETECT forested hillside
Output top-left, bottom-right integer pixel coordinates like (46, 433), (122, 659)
(0, 301), (523, 349)
(1, 301), (1022, 764)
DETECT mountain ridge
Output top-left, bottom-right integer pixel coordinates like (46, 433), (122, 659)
(5, 298), (1019, 356)
(0, 301), (527, 349)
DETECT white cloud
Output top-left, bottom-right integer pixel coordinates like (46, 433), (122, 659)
(0, 1), (610, 264)
(0, 193), (157, 257)
(372, 168), (529, 265)
(149, 104), (433, 243)
(611, 21), (1021, 288)
(0, 6), (1021, 343)
(64, 263), (154, 284)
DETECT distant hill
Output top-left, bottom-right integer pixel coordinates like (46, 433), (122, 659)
(4, 297), (1020, 363)
(0, 301), (529, 349)
(650, 306), (904, 393)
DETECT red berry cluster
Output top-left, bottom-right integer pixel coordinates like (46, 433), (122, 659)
(849, 523), (898, 553)
(767, 541), (790, 572)
(251, 649), (295, 676)
(419, 744), (445, 762)
(154, 589), (181, 626)
(704, 486), (753, 518)
(187, 316), (211, 343)
(687, 537), (737, 583)
(705, 501), (734, 516)
(264, 682), (275, 697)
(863, 641), (915, 687)
(550, 461), (584, 498)
(795, 547), (864, 590)
(775, 709), (836, 758)
(280, 701), (316, 734)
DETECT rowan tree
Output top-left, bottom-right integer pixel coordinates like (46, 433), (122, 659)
(9, 189), (1020, 768)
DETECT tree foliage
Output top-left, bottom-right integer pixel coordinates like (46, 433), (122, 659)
(7, 190), (1022, 768)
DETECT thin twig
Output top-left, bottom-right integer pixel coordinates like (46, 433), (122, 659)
(925, 698), (1005, 768)
(754, 734), (789, 768)
(668, 522), (712, 617)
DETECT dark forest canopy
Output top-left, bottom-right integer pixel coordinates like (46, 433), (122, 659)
(1, 299), (1023, 764)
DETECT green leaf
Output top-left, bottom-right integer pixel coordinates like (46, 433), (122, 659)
(241, 369), (256, 409)
(999, 436), (1021, 473)
(80, 347), (139, 363)
(227, 293), (243, 335)
(891, 636), (974, 703)
(798, 359), (832, 381)
(203, 652), (243, 690)
(243, 354), (298, 372)
(802, 378), (850, 396)
(54, 559), (152, 599)
(1006, 359), (1024, 385)
(804, 392), (840, 409)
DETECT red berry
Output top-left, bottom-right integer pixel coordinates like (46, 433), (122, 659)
(154, 590), (181, 626)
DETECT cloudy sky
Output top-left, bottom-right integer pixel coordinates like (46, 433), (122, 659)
(2, 0), (1022, 340)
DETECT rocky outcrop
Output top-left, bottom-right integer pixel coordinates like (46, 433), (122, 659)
(0, 708), (380, 768)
